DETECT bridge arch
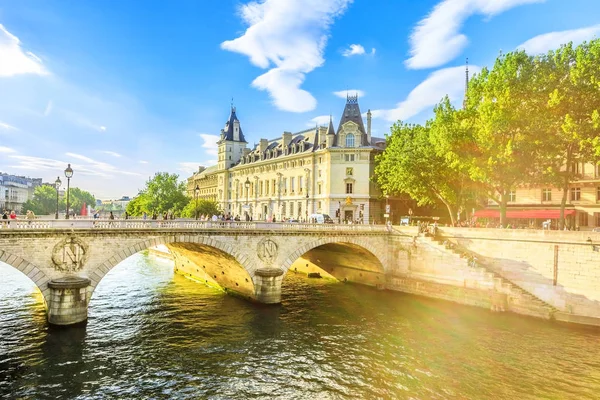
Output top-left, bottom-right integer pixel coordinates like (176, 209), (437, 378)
(0, 249), (50, 307)
(88, 234), (255, 297)
(280, 236), (387, 286)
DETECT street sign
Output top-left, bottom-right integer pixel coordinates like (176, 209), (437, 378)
(383, 213), (390, 218)
(385, 204), (391, 213)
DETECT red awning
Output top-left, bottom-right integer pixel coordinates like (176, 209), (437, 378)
(473, 209), (576, 219)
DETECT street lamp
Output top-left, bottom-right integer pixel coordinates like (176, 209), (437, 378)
(385, 194), (390, 225)
(64, 164), (73, 220)
(244, 177), (250, 204)
(54, 176), (62, 219)
(408, 208), (413, 226)
(194, 185), (200, 220)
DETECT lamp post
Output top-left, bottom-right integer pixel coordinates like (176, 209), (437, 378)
(64, 164), (73, 219)
(54, 176), (61, 219)
(408, 207), (413, 226)
(385, 194), (390, 225)
(244, 177), (251, 220)
(194, 185), (200, 220)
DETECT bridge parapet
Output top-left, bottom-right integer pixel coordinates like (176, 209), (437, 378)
(0, 219), (390, 233)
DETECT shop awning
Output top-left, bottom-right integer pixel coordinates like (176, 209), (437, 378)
(473, 209), (576, 219)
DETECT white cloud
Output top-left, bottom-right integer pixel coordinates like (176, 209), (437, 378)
(64, 152), (141, 177)
(0, 24), (49, 77)
(198, 133), (219, 157)
(333, 89), (365, 99)
(342, 44), (365, 56)
(371, 64), (480, 122)
(0, 146), (16, 153)
(0, 121), (17, 131)
(43, 100), (53, 117)
(221, 0), (352, 112)
(517, 24), (600, 54)
(139, 160), (149, 164)
(307, 115), (332, 127)
(406, 0), (545, 69)
(101, 151), (122, 158)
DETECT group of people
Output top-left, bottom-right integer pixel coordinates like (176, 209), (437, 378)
(1, 210), (17, 220)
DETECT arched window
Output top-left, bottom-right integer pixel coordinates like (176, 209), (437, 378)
(346, 133), (355, 148)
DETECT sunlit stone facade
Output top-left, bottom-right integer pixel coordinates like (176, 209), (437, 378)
(187, 96), (387, 222)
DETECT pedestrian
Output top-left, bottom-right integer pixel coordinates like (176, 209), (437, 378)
(109, 211), (115, 220)
(9, 211), (17, 220)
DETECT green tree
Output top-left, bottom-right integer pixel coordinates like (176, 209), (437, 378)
(66, 187), (96, 214)
(181, 199), (221, 218)
(439, 51), (546, 225)
(375, 120), (472, 225)
(21, 185), (60, 215)
(125, 172), (188, 216)
(537, 40), (600, 228)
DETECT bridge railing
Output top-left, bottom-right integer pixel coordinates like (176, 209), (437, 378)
(0, 219), (390, 232)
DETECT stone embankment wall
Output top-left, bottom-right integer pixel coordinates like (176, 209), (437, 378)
(432, 227), (600, 325)
(384, 229), (556, 320)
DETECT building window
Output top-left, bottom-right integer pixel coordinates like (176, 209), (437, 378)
(571, 187), (581, 201)
(595, 212), (600, 227)
(597, 186), (600, 201)
(509, 191), (516, 202)
(318, 183), (322, 194)
(318, 170), (322, 178)
(291, 177), (295, 192)
(344, 154), (355, 162)
(298, 202), (302, 217)
(318, 157), (322, 164)
(346, 167), (353, 176)
(346, 183), (353, 194)
(542, 189), (552, 202)
(346, 134), (355, 148)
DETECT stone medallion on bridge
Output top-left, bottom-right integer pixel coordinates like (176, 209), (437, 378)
(257, 237), (278, 266)
(51, 236), (89, 272)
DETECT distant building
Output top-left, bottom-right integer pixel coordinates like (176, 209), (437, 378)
(0, 173), (42, 213)
(187, 96), (389, 223)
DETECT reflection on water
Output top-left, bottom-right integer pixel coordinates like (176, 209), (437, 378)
(1, 252), (600, 399)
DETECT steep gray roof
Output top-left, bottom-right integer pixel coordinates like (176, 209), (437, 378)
(222, 107), (246, 142)
(337, 94), (366, 136)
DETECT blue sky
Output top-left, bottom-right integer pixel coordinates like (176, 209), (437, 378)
(0, 0), (599, 199)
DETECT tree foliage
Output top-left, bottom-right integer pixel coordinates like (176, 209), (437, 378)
(21, 185), (95, 215)
(376, 39), (600, 227)
(181, 199), (221, 218)
(125, 172), (188, 216)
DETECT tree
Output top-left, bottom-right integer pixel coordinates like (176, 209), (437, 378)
(375, 120), (473, 225)
(21, 185), (95, 216)
(181, 199), (221, 218)
(125, 172), (188, 216)
(537, 40), (600, 228)
(439, 51), (546, 225)
(21, 185), (59, 215)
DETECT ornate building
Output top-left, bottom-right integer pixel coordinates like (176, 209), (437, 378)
(187, 96), (387, 222)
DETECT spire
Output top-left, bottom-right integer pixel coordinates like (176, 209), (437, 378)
(463, 58), (469, 109)
(326, 115), (335, 135)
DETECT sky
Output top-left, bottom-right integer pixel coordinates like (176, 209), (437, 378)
(0, 0), (599, 199)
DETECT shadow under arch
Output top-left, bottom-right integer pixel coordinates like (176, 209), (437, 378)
(0, 249), (50, 307)
(89, 235), (256, 300)
(282, 238), (386, 287)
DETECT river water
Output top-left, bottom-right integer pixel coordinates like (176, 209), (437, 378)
(1, 252), (600, 399)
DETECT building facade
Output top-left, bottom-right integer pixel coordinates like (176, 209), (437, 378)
(0, 174), (42, 213)
(476, 162), (600, 229)
(187, 96), (387, 222)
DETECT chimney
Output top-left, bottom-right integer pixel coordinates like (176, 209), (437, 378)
(282, 131), (292, 147)
(366, 109), (372, 145)
(259, 138), (268, 152)
(233, 120), (240, 141)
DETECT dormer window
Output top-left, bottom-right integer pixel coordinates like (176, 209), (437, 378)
(346, 133), (355, 148)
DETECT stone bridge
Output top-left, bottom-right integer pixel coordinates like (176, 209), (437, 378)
(0, 220), (395, 325)
(3, 220), (600, 327)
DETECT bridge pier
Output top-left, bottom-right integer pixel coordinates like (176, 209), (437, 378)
(47, 277), (91, 326)
(254, 268), (284, 304)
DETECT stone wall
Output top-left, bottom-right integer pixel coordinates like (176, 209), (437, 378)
(434, 227), (600, 322)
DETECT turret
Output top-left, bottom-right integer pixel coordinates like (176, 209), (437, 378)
(326, 116), (335, 148)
